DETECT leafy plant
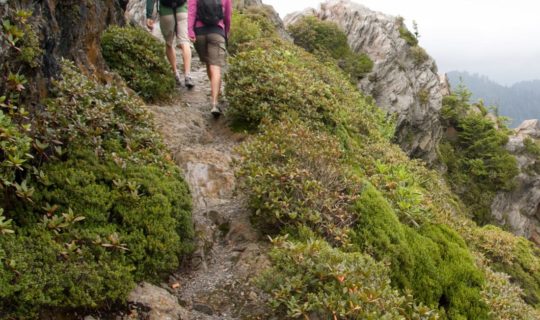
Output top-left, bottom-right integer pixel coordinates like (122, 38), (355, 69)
(228, 9), (277, 55)
(101, 25), (175, 102)
(225, 38), (386, 136)
(0, 60), (193, 316)
(260, 235), (439, 319)
(287, 16), (373, 81)
(396, 16), (419, 47)
(237, 118), (359, 243)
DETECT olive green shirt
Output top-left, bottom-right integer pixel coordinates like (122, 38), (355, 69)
(146, 0), (187, 18)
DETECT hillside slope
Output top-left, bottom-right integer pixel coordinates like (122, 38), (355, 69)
(285, 0), (446, 164)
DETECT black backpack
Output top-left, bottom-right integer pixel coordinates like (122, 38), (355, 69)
(161, 0), (187, 9)
(197, 0), (224, 26)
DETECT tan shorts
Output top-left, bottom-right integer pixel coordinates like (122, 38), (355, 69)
(195, 33), (227, 67)
(160, 12), (189, 47)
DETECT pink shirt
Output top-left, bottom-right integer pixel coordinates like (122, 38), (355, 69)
(188, 0), (232, 39)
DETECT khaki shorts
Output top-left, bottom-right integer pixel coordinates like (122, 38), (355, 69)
(195, 33), (227, 67)
(160, 12), (189, 47)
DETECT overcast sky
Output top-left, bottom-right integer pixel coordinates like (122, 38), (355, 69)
(263, 0), (540, 86)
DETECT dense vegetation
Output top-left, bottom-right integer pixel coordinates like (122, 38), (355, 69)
(0, 10), (192, 317)
(101, 25), (175, 102)
(227, 10), (540, 319)
(287, 16), (373, 81)
(438, 85), (519, 224)
(228, 6), (278, 55)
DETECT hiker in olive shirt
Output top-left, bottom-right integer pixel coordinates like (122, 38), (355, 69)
(146, 0), (195, 88)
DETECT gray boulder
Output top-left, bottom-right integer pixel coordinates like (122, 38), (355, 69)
(128, 282), (190, 320)
(491, 119), (540, 245)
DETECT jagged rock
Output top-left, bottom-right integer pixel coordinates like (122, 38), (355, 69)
(1, 0), (125, 101)
(125, 0), (147, 27)
(128, 282), (190, 320)
(234, 0), (263, 10)
(284, 0), (444, 163)
(439, 73), (451, 96)
(492, 119), (540, 245)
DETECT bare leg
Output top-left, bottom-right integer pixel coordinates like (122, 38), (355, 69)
(179, 43), (192, 76)
(165, 44), (177, 74)
(208, 64), (221, 106)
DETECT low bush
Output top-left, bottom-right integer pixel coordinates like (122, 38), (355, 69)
(101, 25), (174, 102)
(0, 110), (32, 188)
(228, 9), (277, 55)
(287, 16), (373, 80)
(352, 183), (489, 319)
(237, 118), (359, 242)
(260, 235), (438, 319)
(225, 38), (385, 136)
(228, 13), (263, 55)
(0, 61), (193, 316)
(474, 226), (540, 306)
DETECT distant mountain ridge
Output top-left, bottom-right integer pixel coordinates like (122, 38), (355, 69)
(447, 71), (540, 127)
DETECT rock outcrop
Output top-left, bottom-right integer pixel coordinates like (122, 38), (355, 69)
(491, 120), (540, 245)
(1, 0), (124, 101)
(285, 0), (445, 163)
(125, 0), (146, 27)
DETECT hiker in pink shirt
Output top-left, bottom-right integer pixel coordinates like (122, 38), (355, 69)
(188, 0), (232, 117)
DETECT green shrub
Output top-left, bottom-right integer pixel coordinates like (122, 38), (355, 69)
(237, 118), (359, 242)
(228, 13), (263, 55)
(0, 146), (192, 316)
(0, 110), (32, 187)
(410, 46), (429, 65)
(523, 137), (540, 156)
(480, 259), (540, 319)
(287, 16), (373, 80)
(260, 236), (438, 319)
(41, 60), (168, 164)
(0, 9), (43, 69)
(225, 38), (385, 136)
(0, 60), (193, 316)
(396, 17), (419, 47)
(101, 25), (174, 102)
(399, 26), (419, 46)
(228, 9), (277, 55)
(473, 226), (540, 306)
(352, 183), (489, 319)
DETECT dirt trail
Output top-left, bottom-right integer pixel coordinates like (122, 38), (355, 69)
(148, 58), (270, 320)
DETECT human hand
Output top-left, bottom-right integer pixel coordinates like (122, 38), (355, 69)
(146, 19), (154, 31)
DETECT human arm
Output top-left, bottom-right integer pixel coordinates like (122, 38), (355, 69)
(146, 0), (155, 30)
(188, 0), (197, 41)
(223, 0), (232, 38)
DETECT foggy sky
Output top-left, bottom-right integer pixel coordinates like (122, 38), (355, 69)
(263, 0), (540, 85)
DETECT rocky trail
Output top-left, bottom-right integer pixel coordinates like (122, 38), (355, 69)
(123, 57), (270, 320)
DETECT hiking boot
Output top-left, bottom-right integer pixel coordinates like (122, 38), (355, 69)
(211, 104), (222, 117)
(174, 72), (182, 86)
(185, 76), (195, 89)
